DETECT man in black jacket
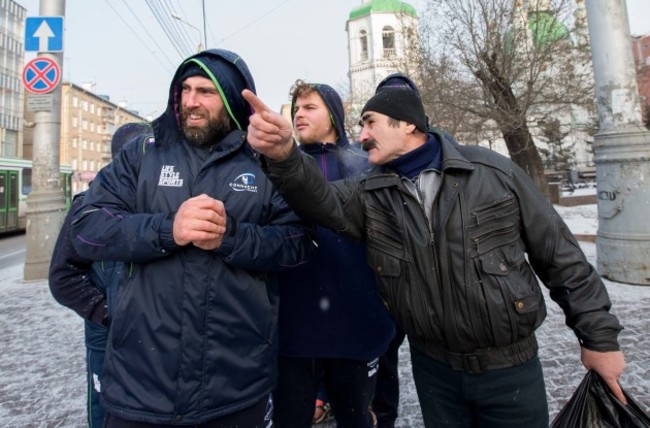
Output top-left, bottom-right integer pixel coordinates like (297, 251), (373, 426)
(243, 88), (626, 428)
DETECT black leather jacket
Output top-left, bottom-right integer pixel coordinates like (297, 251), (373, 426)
(265, 132), (622, 365)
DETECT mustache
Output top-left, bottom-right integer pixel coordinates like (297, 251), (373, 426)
(361, 140), (377, 152)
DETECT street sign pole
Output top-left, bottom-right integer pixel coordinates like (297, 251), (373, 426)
(23, 0), (67, 281)
(585, 1), (650, 285)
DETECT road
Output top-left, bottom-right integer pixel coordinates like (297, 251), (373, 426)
(0, 232), (25, 270)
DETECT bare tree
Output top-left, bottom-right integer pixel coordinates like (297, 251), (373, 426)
(537, 117), (574, 170)
(413, 0), (595, 195)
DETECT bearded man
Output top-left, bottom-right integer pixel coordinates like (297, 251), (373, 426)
(71, 49), (315, 427)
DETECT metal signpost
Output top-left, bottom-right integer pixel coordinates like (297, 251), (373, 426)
(585, 1), (650, 285)
(23, 1), (67, 281)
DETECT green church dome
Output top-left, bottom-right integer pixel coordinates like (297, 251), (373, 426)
(349, 0), (417, 20)
(504, 8), (570, 53)
(528, 10), (570, 48)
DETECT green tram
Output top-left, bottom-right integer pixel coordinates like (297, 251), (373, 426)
(0, 157), (72, 234)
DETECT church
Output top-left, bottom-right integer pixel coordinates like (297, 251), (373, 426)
(343, 0), (597, 174)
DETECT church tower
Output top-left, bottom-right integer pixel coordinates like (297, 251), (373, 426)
(346, 0), (419, 105)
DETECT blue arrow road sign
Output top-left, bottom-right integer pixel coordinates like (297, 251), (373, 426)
(25, 17), (64, 52)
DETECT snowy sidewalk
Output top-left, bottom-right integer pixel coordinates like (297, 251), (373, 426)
(1, 204), (649, 427)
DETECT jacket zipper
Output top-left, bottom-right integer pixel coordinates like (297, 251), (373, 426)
(397, 181), (443, 337)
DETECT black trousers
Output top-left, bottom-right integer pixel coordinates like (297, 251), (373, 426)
(273, 356), (378, 428)
(372, 326), (405, 428)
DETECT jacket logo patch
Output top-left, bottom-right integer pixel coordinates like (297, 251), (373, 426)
(230, 173), (258, 193)
(158, 165), (184, 187)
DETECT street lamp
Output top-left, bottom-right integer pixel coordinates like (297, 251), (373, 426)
(171, 13), (203, 53)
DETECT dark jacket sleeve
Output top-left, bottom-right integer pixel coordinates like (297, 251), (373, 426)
(71, 139), (178, 263)
(511, 164), (622, 352)
(49, 194), (107, 325)
(216, 187), (316, 272)
(262, 144), (367, 242)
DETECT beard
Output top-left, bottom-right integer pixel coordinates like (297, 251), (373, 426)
(181, 107), (234, 147)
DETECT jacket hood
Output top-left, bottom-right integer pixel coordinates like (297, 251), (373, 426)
(160, 49), (256, 132)
(291, 83), (349, 147)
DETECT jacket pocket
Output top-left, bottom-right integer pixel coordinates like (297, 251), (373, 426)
(471, 193), (517, 225)
(366, 248), (407, 322)
(474, 241), (546, 346)
(468, 194), (520, 256)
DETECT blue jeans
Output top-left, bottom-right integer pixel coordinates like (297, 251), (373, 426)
(410, 347), (549, 428)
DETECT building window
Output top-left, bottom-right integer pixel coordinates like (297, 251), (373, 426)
(382, 26), (395, 58)
(360, 30), (368, 61)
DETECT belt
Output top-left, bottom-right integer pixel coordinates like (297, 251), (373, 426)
(415, 334), (539, 374)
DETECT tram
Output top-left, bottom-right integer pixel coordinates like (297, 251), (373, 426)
(0, 157), (72, 234)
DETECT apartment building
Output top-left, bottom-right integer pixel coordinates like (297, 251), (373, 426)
(0, 0), (26, 157)
(24, 82), (146, 193)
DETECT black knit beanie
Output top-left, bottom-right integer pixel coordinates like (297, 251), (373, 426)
(179, 63), (210, 82)
(111, 122), (151, 158)
(361, 87), (427, 132)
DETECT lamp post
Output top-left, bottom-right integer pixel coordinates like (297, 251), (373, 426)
(171, 13), (203, 53)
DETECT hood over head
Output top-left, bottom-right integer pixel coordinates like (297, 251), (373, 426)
(161, 49), (256, 132)
(291, 82), (349, 147)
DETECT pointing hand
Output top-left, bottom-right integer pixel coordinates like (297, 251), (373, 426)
(242, 89), (295, 161)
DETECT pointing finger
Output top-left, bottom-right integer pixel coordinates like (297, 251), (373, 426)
(242, 89), (269, 114)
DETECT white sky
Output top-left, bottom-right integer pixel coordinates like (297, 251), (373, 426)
(17, 0), (650, 119)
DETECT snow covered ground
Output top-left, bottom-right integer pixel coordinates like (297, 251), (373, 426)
(1, 198), (649, 427)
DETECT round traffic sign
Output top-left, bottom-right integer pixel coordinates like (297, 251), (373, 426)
(22, 57), (61, 94)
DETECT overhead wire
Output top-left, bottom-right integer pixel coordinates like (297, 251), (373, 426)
(117, 0), (177, 70)
(104, 0), (176, 72)
(159, 0), (197, 55)
(145, 0), (191, 58)
(172, 0), (202, 50)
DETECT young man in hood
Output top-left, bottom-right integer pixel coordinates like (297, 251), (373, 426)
(243, 88), (626, 428)
(272, 80), (394, 428)
(70, 49), (314, 427)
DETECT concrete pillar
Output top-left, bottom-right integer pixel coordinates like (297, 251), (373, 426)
(585, 0), (650, 285)
(24, 0), (67, 280)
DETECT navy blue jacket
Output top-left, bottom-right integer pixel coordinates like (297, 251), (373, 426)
(71, 49), (314, 424)
(49, 192), (121, 328)
(278, 84), (394, 360)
